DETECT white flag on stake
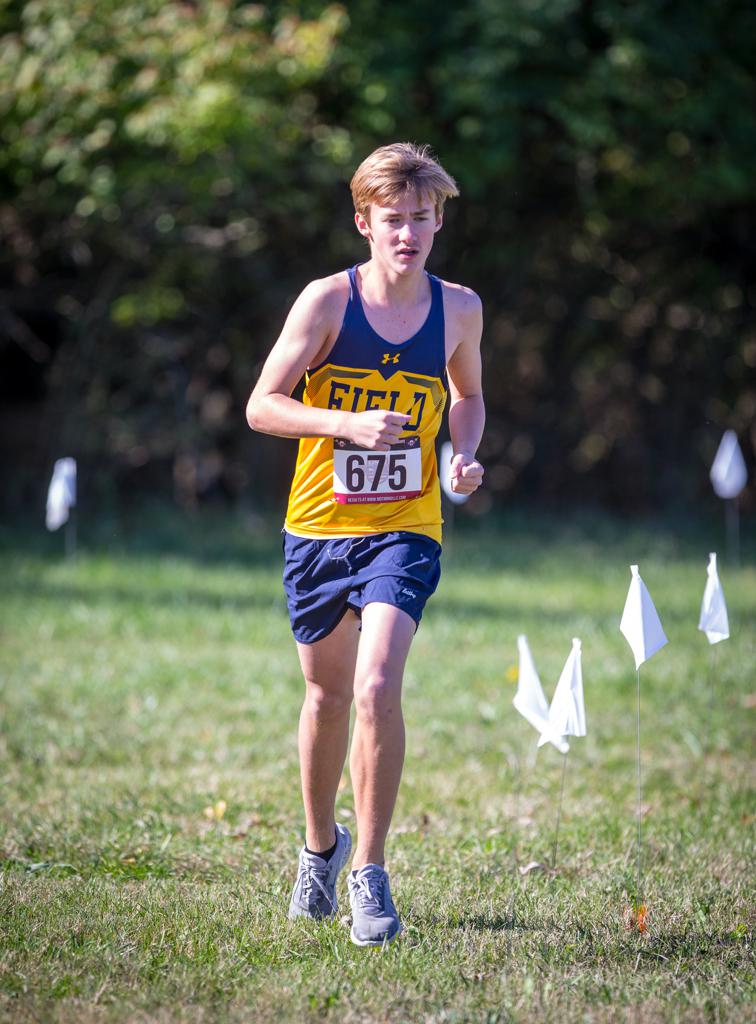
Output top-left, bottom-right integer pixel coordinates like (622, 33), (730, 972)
(46, 458), (77, 531)
(619, 565), (668, 669)
(513, 635), (570, 753)
(710, 430), (747, 500)
(538, 638), (586, 750)
(439, 441), (470, 505)
(698, 552), (730, 644)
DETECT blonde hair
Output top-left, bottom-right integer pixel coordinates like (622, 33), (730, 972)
(350, 142), (459, 220)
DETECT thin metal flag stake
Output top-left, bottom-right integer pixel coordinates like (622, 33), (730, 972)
(511, 749), (522, 869)
(507, 725), (542, 951)
(705, 644), (718, 760)
(65, 506), (77, 560)
(726, 498), (740, 567)
(551, 751), (568, 871)
(635, 667), (643, 914)
(506, 737), (527, 952)
(511, 733), (530, 868)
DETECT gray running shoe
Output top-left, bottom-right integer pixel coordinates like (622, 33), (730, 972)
(288, 823), (352, 921)
(347, 863), (402, 946)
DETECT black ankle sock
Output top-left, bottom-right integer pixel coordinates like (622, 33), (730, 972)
(305, 837), (337, 862)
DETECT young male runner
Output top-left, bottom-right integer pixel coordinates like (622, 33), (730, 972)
(246, 142), (484, 946)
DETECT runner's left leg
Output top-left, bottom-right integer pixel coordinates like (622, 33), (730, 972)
(349, 602), (416, 869)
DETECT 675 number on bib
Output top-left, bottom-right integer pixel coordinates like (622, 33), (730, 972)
(333, 437), (422, 504)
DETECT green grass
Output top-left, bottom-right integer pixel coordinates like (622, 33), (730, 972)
(0, 511), (754, 1023)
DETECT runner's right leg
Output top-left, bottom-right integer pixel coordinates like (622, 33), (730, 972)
(296, 609), (360, 852)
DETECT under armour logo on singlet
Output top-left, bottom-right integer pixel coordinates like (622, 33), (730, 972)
(382, 353), (400, 365)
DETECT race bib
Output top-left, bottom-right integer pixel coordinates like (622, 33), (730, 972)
(333, 437), (422, 504)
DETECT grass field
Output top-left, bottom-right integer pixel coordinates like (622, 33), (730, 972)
(1, 510), (754, 1023)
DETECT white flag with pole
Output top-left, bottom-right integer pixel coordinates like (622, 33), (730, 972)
(699, 552), (730, 757)
(710, 430), (747, 565)
(619, 564), (667, 933)
(536, 638), (586, 868)
(46, 457), (77, 558)
(698, 552), (729, 645)
(46, 458), (77, 531)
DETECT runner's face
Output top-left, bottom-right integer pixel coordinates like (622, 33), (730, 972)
(355, 195), (442, 274)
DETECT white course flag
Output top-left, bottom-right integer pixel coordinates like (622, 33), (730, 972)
(46, 457), (77, 531)
(619, 564), (668, 669)
(439, 441), (469, 505)
(512, 635), (551, 735)
(698, 552), (730, 644)
(710, 430), (747, 499)
(538, 638), (586, 750)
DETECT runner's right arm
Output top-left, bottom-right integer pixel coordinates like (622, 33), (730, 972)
(246, 278), (409, 451)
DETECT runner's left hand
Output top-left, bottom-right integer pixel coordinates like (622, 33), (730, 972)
(450, 452), (484, 494)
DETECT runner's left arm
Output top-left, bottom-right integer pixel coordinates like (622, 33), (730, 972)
(446, 289), (485, 495)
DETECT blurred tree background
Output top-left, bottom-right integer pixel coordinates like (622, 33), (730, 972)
(1, 0), (754, 522)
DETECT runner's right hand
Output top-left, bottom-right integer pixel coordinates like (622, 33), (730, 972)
(345, 411), (411, 451)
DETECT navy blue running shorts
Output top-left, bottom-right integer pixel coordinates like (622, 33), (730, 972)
(282, 529), (442, 645)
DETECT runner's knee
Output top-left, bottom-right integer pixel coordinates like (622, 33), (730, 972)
(354, 672), (401, 725)
(303, 682), (353, 721)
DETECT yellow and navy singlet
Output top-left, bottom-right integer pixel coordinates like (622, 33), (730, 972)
(284, 265), (448, 544)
